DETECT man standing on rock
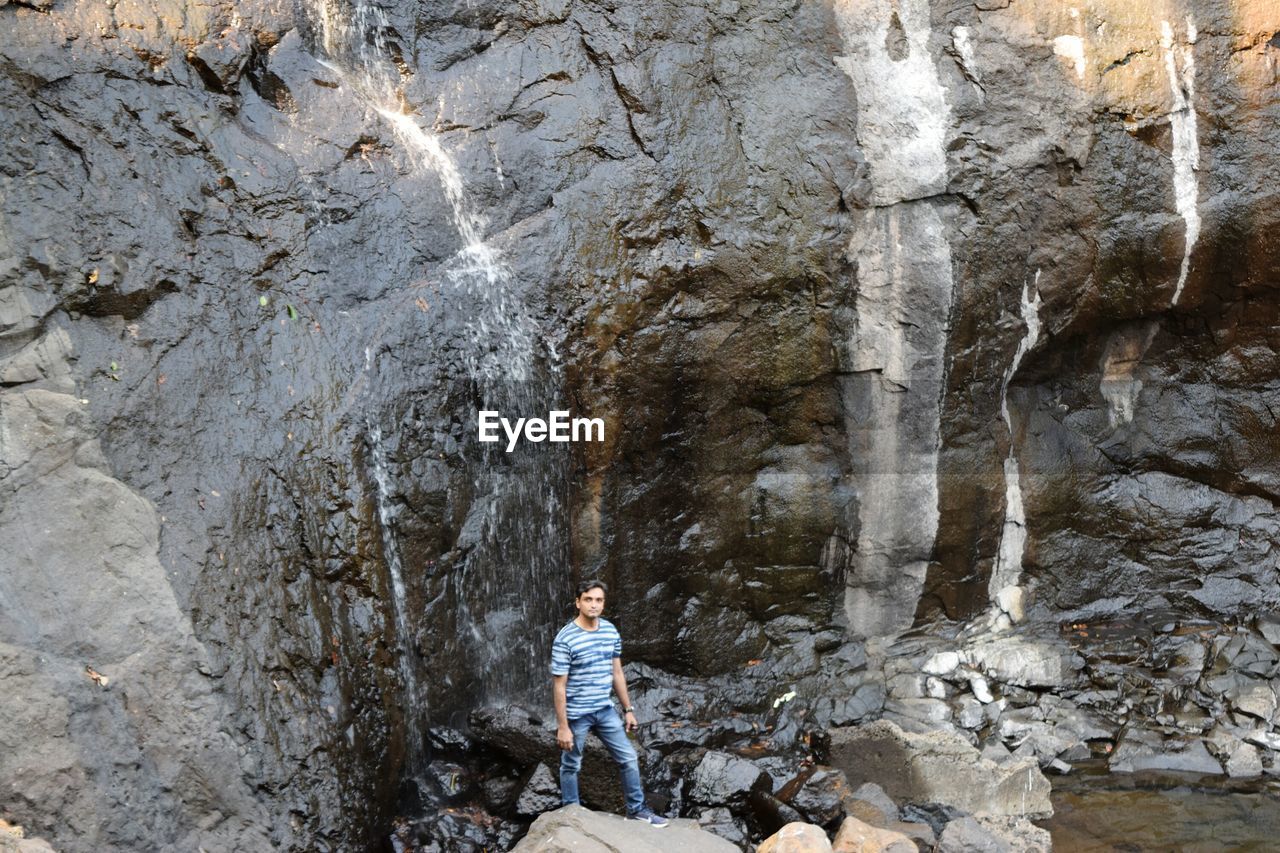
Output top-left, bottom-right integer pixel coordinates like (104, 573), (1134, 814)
(551, 579), (669, 827)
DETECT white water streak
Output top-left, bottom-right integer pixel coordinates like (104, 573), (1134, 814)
(310, 1), (533, 379)
(1161, 17), (1200, 306)
(989, 273), (1042, 621)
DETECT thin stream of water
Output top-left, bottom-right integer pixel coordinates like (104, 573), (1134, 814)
(303, 0), (570, 763)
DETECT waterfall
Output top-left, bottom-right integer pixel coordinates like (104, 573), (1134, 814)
(366, 414), (426, 773)
(303, 0), (568, 741)
(1161, 16), (1200, 307)
(988, 273), (1043, 627)
(1098, 17), (1200, 426)
(833, 0), (955, 636)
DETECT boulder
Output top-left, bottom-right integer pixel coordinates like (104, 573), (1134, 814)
(515, 764), (562, 817)
(882, 698), (954, 733)
(965, 635), (1084, 689)
(780, 767), (857, 827)
(470, 706), (627, 810)
(1225, 742), (1264, 778)
(827, 720), (1052, 818)
(511, 805), (737, 852)
(832, 816), (916, 853)
(1256, 614), (1280, 647)
(844, 782), (899, 828)
(696, 807), (750, 849)
(482, 775), (521, 812)
(1109, 729), (1221, 775)
(1227, 682), (1278, 722)
(886, 820), (936, 852)
(758, 822), (833, 853)
(934, 815), (1051, 852)
(687, 750), (772, 807)
(922, 652), (962, 676)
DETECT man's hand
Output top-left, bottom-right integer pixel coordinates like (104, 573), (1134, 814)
(557, 724), (574, 751)
(624, 711), (638, 733)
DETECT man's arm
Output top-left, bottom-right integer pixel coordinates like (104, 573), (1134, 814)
(553, 674), (573, 750)
(612, 658), (638, 732)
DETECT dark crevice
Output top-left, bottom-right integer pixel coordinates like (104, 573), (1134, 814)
(1102, 49), (1148, 75)
(49, 129), (90, 179)
(186, 53), (228, 94)
(608, 69), (656, 161)
(3, 0), (54, 13)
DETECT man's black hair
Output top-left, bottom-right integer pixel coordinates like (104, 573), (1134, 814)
(575, 578), (607, 598)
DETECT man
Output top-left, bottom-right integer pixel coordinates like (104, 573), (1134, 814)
(551, 579), (668, 827)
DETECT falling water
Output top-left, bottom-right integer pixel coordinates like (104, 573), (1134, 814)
(303, 0), (568, 739)
(1098, 18), (1200, 426)
(1160, 16), (1200, 307)
(988, 273), (1043, 628)
(366, 414), (426, 774)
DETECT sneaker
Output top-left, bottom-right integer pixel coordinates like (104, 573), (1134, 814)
(627, 808), (669, 828)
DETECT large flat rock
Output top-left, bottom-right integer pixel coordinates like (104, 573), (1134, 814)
(827, 720), (1052, 819)
(511, 805), (738, 852)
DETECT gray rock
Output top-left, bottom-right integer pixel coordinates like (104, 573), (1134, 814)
(922, 651), (962, 676)
(4, 0), (1279, 849)
(827, 720), (1052, 819)
(784, 767), (854, 827)
(888, 819), (937, 852)
(935, 815), (1051, 853)
(957, 697), (986, 730)
(1109, 730), (1222, 774)
(1257, 615), (1280, 647)
(470, 706), (628, 811)
(515, 764), (562, 817)
(1228, 682), (1278, 721)
(687, 750), (771, 807)
(0, 388), (273, 852)
(965, 635), (1084, 689)
(1243, 729), (1280, 751)
(883, 697), (955, 733)
(846, 782), (900, 827)
(968, 674), (995, 704)
(512, 805), (737, 852)
(695, 808), (749, 849)
(1224, 742), (1264, 778)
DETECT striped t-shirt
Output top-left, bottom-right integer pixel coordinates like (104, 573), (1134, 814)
(551, 618), (622, 719)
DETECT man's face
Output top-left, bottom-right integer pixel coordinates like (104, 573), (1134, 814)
(576, 587), (605, 619)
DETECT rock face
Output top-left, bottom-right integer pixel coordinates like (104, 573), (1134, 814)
(826, 720), (1053, 819)
(2, 0), (1278, 849)
(0, 386), (273, 850)
(511, 805), (737, 852)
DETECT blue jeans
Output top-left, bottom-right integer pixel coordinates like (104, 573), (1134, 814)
(559, 706), (645, 814)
